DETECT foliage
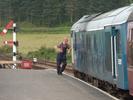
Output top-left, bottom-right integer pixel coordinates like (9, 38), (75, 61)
(27, 46), (56, 60)
(0, 0), (131, 27)
(0, 45), (12, 54)
(0, 26), (71, 62)
(26, 46), (72, 63)
(0, 28), (70, 54)
(19, 21), (36, 28)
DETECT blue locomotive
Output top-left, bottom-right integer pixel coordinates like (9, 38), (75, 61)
(71, 4), (133, 96)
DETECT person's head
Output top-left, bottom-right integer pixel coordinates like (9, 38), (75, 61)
(63, 37), (68, 44)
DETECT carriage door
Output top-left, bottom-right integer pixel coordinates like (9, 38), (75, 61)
(111, 27), (121, 79)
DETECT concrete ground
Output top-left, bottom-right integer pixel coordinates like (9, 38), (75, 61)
(0, 69), (117, 100)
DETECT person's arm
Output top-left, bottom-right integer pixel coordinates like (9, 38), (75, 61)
(54, 44), (63, 53)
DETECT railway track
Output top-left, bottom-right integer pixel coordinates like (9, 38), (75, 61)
(32, 60), (73, 74)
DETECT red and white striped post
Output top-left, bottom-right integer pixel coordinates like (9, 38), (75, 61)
(1, 20), (14, 35)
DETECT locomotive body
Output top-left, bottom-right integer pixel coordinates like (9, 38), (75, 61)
(71, 4), (133, 95)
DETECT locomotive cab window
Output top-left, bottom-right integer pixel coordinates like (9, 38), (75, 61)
(128, 28), (133, 67)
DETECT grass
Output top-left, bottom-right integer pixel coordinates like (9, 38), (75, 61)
(0, 27), (71, 55)
(0, 27), (72, 62)
(20, 27), (70, 34)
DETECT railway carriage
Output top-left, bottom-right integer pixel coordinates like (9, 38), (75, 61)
(71, 4), (133, 96)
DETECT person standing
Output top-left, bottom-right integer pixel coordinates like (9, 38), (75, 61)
(55, 37), (71, 75)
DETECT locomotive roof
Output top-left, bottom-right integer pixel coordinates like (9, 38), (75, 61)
(71, 4), (133, 32)
(71, 13), (100, 32)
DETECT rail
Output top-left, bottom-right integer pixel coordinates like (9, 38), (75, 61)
(33, 60), (73, 73)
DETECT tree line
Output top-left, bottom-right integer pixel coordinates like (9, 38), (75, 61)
(0, 0), (132, 27)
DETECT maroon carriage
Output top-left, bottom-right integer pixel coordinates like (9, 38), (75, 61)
(127, 22), (133, 96)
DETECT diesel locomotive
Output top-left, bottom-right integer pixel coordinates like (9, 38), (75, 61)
(71, 4), (133, 96)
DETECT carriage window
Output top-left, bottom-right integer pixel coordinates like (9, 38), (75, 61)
(128, 28), (133, 67)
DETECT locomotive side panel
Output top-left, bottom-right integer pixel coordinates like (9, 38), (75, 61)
(73, 29), (114, 83)
(72, 24), (129, 90)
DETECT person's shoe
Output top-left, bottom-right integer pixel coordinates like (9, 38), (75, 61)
(57, 71), (60, 75)
(57, 71), (62, 75)
(60, 72), (62, 75)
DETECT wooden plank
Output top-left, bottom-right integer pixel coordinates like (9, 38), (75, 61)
(0, 61), (22, 64)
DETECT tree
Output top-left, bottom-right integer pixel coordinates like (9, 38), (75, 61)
(129, 0), (133, 3)
(0, 0), (131, 27)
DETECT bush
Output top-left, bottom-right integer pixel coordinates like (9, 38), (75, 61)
(26, 46), (71, 63)
(0, 45), (12, 54)
(27, 46), (56, 61)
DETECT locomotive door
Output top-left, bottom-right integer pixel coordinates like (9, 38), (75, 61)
(111, 27), (120, 79)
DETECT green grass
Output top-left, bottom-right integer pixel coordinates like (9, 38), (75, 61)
(20, 27), (70, 34)
(27, 46), (71, 63)
(0, 27), (71, 55)
(0, 27), (71, 62)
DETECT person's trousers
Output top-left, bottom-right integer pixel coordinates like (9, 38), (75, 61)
(56, 56), (67, 74)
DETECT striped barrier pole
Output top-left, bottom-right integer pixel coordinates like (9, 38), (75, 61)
(1, 21), (18, 69)
(12, 23), (17, 69)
